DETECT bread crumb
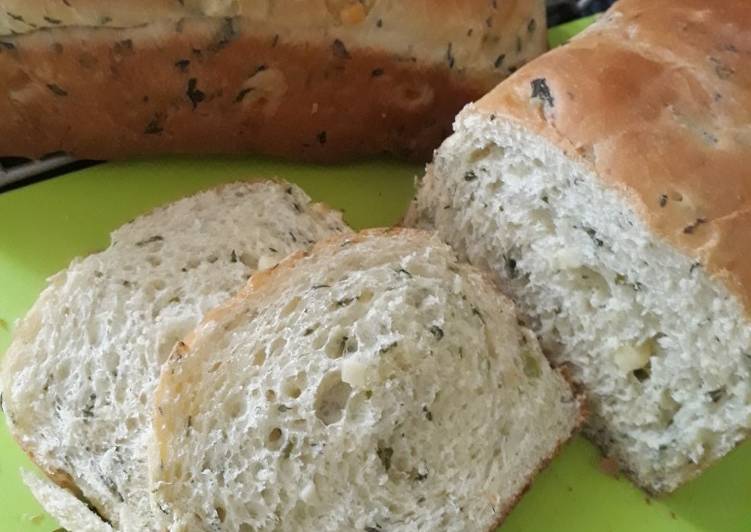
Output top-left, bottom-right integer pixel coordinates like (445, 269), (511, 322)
(599, 456), (621, 478)
(311, 102), (319, 114)
(22, 513), (44, 523)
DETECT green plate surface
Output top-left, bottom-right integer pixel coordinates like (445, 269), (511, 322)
(2, 158), (750, 532)
(2, 20), (750, 532)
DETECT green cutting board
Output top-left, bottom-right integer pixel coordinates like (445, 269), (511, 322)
(2, 18), (750, 532)
(2, 158), (750, 532)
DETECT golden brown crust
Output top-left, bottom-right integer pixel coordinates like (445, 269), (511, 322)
(475, 0), (751, 313)
(16, 444), (112, 523)
(0, 1), (546, 162)
(488, 391), (585, 531)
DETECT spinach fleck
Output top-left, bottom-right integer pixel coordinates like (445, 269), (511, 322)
(376, 445), (394, 471)
(531, 78), (555, 107)
(186, 78), (206, 109)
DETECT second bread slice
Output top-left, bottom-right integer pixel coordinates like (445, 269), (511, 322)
(1, 181), (350, 531)
(150, 228), (582, 532)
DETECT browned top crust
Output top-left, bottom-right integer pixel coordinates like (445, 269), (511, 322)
(476, 0), (751, 313)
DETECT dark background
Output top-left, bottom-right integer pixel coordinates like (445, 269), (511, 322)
(547, 0), (617, 26)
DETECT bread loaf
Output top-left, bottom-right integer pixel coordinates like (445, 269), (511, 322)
(0, 181), (350, 530)
(407, 0), (751, 493)
(0, 1), (546, 162)
(150, 228), (582, 532)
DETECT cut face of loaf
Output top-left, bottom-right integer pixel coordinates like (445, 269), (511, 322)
(0, 181), (350, 530)
(150, 229), (581, 532)
(407, 112), (751, 492)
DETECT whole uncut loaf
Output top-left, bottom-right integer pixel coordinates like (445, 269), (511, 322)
(0, 0), (546, 162)
(1, 181), (350, 530)
(407, 0), (751, 493)
(150, 228), (582, 531)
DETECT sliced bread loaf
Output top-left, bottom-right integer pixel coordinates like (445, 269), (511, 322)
(150, 228), (582, 532)
(0, 181), (350, 530)
(406, 0), (751, 493)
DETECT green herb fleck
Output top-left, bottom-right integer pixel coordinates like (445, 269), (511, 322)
(82, 393), (96, 420)
(47, 83), (68, 96)
(144, 114), (164, 135)
(376, 445), (393, 471)
(583, 227), (603, 247)
(633, 366), (650, 382)
(113, 39), (133, 55)
(136, 235), (163, 246)
(235, 87), (254, 103)
(683, 218), (707, 235)
(521, 349), (541, 378)
(282, 437), (296, 459)
(379, 341), (398, 354)
(531, 78), (554, 107)
(338, 336), (349, 357)
(709, 388), (725, 403)
(395, 267), (412, 278)
(505, 256), (518, 278)
(446, 42), (455, 68)
(332, 39), (350, 59)
(186, 78), (206, 109)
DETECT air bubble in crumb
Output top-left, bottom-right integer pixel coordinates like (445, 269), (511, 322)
(314, 371), (352, 425)
(267, 427), (283, 449)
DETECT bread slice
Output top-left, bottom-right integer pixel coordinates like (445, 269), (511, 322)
(0, 181), (350, 530)
(21, 470), (113, 532)
(150, 228), (581, 532)
(406, 0), (751, 493)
